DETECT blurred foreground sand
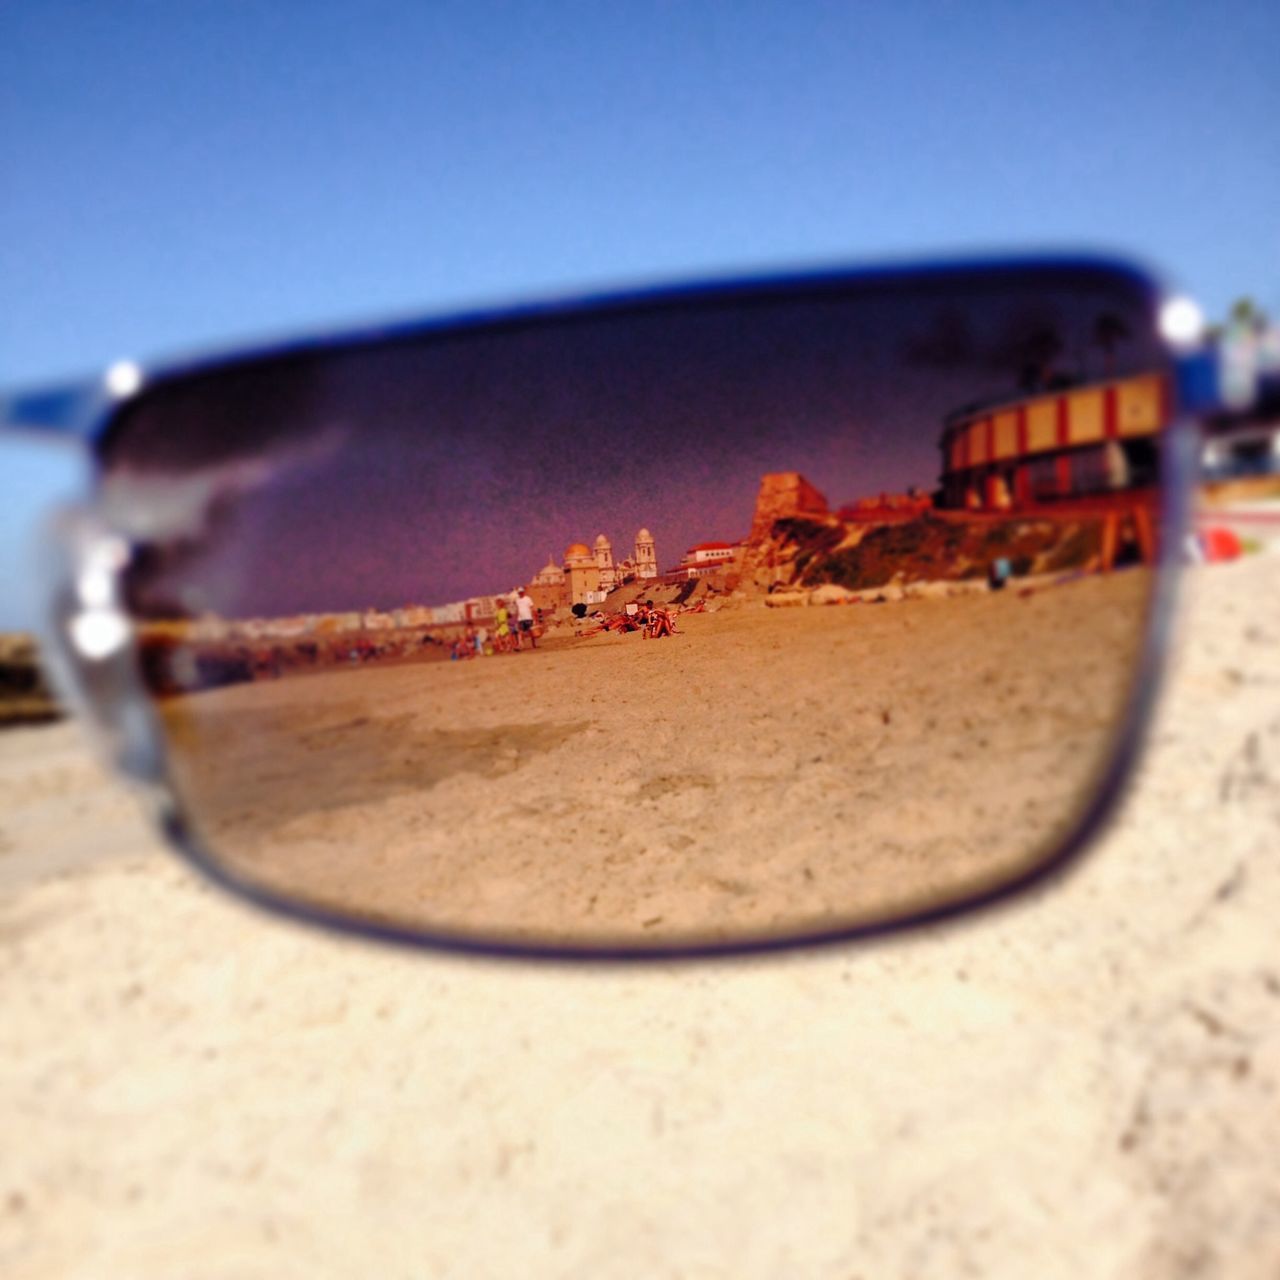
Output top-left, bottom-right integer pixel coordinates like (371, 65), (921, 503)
(1, 557), (1278, 1279)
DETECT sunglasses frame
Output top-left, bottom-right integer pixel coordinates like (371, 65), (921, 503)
(2, 253), (1213, 961)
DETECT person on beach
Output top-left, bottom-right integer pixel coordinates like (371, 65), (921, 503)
(582, 611), (636, 637)
(494, 600), (512, 653)
(644, 603), (678, 639)
(507, 594), (523, 650)
(515, 587), (538, 648)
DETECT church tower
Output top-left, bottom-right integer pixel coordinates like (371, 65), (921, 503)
(562, 542), (601, 605)
(634, 528), (657, 580)
(593, 533), (616, 591)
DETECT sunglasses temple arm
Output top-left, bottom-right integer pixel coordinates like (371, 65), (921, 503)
(32, 505), (172, 801)
(1173, 341), (1266, 418)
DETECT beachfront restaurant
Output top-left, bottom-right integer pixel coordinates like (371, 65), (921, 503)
(1201, 369), (1280, 481)
(938, 373), (1169, 512)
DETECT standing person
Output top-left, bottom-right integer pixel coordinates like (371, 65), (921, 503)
(494, 599), (512, 653)
(507, 592), (523, 650)
(515, 586), (538, 649)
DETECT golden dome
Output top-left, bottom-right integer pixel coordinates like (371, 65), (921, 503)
(565, 542), (591, 559)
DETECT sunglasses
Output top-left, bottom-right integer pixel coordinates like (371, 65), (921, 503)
(0, 254), (1249, 959)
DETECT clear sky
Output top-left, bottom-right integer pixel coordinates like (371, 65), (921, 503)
(2, 0), (1277, 626)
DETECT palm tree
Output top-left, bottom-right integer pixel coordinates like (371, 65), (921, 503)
(1230, 297), (1266, 330)
(1093, 311), (1131, 377)
(1206, 297), (1270, 342)
(1017, 326), (1064, 392)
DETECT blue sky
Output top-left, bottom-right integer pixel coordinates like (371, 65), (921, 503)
(2, 0), (1277, 627)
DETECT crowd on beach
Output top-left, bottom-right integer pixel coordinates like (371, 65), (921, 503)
(449, 592), (703, 660)
(580, 597), (702, 639)
(450, 586), (542, 660)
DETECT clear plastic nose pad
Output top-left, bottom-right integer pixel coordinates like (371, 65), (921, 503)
(36, 504), (169, 786)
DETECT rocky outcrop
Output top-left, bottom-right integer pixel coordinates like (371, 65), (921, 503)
(739, 472), (832, 591)
(747, 472), (829, 543)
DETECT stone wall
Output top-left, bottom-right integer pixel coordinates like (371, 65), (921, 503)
(739, 471), (831, 590)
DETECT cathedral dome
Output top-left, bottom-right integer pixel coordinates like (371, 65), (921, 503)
(564, 542), (591, 560)
(636, 528), (652, 540)
(594, 533), (611, 547)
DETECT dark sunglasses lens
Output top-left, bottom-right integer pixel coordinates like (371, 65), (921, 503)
(100, 266), (1173, 951)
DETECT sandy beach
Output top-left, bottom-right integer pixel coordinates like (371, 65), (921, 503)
(158, 568), (1151, 947)
(1, 552), (1277, 1278)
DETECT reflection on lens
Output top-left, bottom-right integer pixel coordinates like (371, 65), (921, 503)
(102, 267), (1170, 950)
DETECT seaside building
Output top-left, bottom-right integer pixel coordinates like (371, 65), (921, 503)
(671, 541), (741, 579)
(632, 528), (658, 580)
(527, 554), (569, 615)
(395, 605), (434, 628)
(837, 491), (933, 523)
(531, 556), (566, 589)
(463, 595), (503, 625)
(563, 542), (604, 606)
(1202, 365), (1280, 481)
(938, 373), (1168, 511)
(524, 527), (659, 609)
(517, 527), (661, 614)
(593, 534), (617, 590)
(686, 541), (737, 567)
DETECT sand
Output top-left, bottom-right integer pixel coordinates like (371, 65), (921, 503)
(0, 554), (1278, 1278)
(156, 570), (1151, 948)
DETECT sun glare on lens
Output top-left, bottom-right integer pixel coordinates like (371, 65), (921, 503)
(1159, 296), (1205, 347)
(69, 610), (129, 661)
(76, 566), (115, 609)
(104, 361), (144, 399)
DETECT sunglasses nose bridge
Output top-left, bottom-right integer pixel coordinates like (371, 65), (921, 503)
(36, 504), (169, 788)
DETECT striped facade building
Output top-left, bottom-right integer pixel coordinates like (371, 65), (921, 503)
(939, 373), (1169, 511)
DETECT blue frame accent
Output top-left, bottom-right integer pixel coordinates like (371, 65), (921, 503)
(5, 251), (1182, 441)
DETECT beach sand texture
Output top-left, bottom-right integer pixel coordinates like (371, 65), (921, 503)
(157, 569), (1150, 946)
(0, 554), (1277, 1279)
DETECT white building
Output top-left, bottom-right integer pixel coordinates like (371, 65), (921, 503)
(633, 528), (658, 580)
(593, 533), (617, 590)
